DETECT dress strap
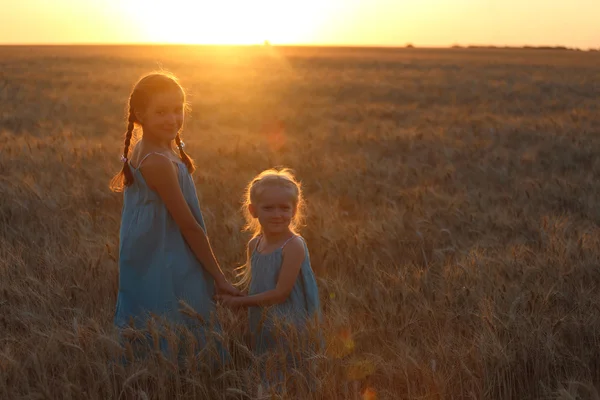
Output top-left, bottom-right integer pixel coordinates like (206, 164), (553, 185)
(253, 235), (262, 254)
(134, 152), (178, 170)
(281, 235), (298, 250)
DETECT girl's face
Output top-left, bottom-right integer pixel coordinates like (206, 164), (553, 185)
(250, 185), (296, 235)
(138, 90), (184, 143)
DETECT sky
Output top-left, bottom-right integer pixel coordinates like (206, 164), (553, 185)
(0, 0), (598, 49)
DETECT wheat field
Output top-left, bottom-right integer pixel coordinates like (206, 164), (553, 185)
(1, 45), (600, 399)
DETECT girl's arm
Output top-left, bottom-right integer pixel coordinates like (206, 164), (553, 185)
(220, 237), (305, 307)
(140, 155), (240, 296)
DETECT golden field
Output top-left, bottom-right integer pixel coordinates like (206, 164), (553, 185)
(1, 45), (600, 399)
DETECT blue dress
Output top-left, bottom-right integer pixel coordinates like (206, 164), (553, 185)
(114, 152), (226, 363)
(248, 235), (322, 389)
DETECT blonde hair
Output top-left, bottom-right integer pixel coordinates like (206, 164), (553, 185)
(236, 168), (306, 287)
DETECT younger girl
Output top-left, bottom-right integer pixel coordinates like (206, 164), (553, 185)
(110, 72), (239, 362)
(217, 168), (322, 391)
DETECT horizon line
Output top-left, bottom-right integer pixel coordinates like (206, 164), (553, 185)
(0, 42), (598, 51)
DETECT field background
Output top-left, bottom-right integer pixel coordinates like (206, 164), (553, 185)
(1, 45), (600, 399)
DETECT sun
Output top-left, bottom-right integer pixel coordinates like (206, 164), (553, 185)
(122, 0), (334, 45)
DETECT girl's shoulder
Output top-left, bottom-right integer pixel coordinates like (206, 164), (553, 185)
(285, 235), (307, 248)
(133, 151), (182, 169)
(281, 235), (307, 257)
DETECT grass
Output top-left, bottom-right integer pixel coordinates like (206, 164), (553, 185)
(1, 45), (600, 399)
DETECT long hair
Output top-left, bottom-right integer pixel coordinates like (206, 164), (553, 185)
(109, 72), (195, 192)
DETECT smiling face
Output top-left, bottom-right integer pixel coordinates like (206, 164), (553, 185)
(137, 89), (185, 143)
(250, 184), (297, 235)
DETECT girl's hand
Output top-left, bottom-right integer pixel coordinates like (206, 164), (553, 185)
(215, 278), (242, 297)
(216, 294), (245, 308)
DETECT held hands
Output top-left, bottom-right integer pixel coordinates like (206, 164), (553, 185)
(214, 275), (246, 307)
(215, 294), (246, 308)
(215, 277), (243, 297)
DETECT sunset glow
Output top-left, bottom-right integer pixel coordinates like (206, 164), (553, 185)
(119, 0), (341, 45)
(0, 0), (598, 48)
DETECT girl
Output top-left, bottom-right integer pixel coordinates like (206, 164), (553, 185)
(217, 168), (322, 392)
(110, 72), (240, 362)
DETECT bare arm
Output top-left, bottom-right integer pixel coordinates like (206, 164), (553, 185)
(221, 237), (305, 307)
(140, 155), (239, 295)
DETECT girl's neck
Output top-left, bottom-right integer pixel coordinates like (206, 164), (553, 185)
(261, 229), (294, 244)
(140, 136), (173, 151)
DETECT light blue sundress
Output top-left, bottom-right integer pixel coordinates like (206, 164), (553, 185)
(248, 235), (322, 391)
(114, 152), (227, 364)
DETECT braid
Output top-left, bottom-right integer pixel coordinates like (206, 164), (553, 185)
(123, 109), (135, 156)
(175, 132), (195, 173)
(109, 107), (136, 192)
(121, 110), (135, 186)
